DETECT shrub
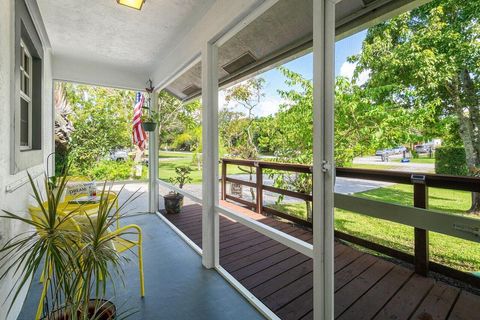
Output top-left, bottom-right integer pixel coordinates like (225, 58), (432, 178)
(87, 160), (135, 181)
(435, 147), (468, 176)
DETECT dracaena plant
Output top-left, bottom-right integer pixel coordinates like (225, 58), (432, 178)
(0, 169), (140, 319)
(0, 171), (79, 316)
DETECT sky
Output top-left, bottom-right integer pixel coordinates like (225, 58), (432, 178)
(220, 30), (368, 117)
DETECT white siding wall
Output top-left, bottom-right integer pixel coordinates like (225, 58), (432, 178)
(0, 0), (54, 319)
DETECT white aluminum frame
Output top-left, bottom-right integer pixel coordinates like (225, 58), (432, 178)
(148, 90), (159, 213)
(313, 0), (336, 319)
(201, 41), (220, 269)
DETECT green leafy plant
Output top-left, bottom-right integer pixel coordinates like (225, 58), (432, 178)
(0, 170), (141, 319)
(141, 107), (160, 123)
(0, 172), (75, 316)
(435, 147), (468, 176)
(169, 165), (193, 190)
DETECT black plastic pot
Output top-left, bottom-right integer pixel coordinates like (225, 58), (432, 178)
(142, 122), (157, 132)
(164, 192), (184, 214)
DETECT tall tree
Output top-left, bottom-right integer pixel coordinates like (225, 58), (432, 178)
(351, 0), (480, 212)
(65, 84), (134, 173)
(53, 82), (74, 175)
(224, 78), (266, 200)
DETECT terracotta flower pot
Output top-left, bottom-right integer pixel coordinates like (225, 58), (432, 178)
(164, 193), (184, 214)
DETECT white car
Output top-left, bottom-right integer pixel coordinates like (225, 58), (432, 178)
(110, 150), (129, 161)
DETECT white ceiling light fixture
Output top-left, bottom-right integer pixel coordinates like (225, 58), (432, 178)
(117, 0), (146, 10)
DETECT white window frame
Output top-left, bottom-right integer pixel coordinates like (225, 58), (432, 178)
(19, 39), (33, 151)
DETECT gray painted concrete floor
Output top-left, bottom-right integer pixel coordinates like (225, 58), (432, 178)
(17, 204), (263, 320)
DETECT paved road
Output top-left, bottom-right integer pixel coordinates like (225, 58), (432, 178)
(353, 154), (434, 172)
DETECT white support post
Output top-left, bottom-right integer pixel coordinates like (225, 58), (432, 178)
(148, 91), (159, 213)
(313, 0), (335, 319)
(201, 42), (220, 269)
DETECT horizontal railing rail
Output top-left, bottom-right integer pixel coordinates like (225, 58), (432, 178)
(157, 179), (203, 204)
(220, 157), (480, 287)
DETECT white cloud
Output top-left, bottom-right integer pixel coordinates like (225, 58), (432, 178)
(256, 97), (283, 117)
(340, 61), (356, 79)
(339, 61), (369, 85)
(219, 88), (284, 117)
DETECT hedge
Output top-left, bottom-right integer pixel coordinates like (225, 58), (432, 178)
(435, 147), (468, 176)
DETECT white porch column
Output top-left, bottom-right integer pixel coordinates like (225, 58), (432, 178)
(201, 42), (220, 269)
(313, 0), (335, 319)
(148, 91), (159, 213)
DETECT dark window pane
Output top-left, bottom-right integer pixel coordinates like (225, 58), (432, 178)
(20, 98), (29, 147)
(20, 74), (25, 93)
(23, 74), (29, 96)
(24, 53), (29, 74)
(20, 46), (24, 69)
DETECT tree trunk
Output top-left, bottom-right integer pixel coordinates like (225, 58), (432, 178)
(306, 201), (312, 222)
(469, 192), (480, 215)
(249, 169), (256, 201)
(456, 71), (480, 213)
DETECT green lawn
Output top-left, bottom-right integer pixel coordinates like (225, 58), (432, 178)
(350, 163), (401, 170)
(154, 155), (247, 184)
(391, 156), (436, 164)
(270, 184), (480, 272)
(159, 151), (192, 159)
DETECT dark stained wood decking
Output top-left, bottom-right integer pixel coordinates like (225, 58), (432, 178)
(163, 202), (480, 320)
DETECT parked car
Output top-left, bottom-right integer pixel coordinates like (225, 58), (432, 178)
(415, 145), (431, 154)
(393, 146), (407, 154)
(110, 149), (129, 161)
(375, 149), (393, 156)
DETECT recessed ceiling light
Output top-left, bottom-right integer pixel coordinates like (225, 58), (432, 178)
(117, 0), (145, 10)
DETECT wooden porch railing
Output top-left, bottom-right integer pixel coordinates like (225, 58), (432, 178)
(220, 158), (480, 287)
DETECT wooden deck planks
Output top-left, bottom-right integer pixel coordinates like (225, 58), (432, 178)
(337, 265), (413, 320)
(410, 282), (460, 320)
(448, 290), (480, 320)
(162, 203), (480, 320)
(373, 273), (434, 320)
(334, 259), (395, 318)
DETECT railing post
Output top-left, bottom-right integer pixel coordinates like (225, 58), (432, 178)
(255, 162), (263, 214)
(221, 160), (227, 201)
(412, 174), (429, 276)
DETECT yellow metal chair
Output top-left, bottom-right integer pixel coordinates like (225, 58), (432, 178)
(29, 207), (145, 320)
(64, 176), (121, 228)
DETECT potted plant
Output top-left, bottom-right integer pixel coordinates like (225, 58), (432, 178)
(0, 171), (139, 319)
(164, 165), (192, 214)
(141, 107), (160, 132)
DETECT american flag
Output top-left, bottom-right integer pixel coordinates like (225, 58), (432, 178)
(132, 92), (147, 150)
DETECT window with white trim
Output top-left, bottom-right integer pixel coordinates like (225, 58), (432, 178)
(11, 0), (44, 174)
(19, 40), (33, 150)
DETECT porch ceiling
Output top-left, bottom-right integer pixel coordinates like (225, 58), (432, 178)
(37, 0), (215, 89)
(165, 0), (428, 101)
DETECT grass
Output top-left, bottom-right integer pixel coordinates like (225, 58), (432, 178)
(350, 163), (401, 170)
(269, 184), (480, 272)
(391, 156), (436, 164)
(159, 151), (192, 159)
(154, 154), (248, 184)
